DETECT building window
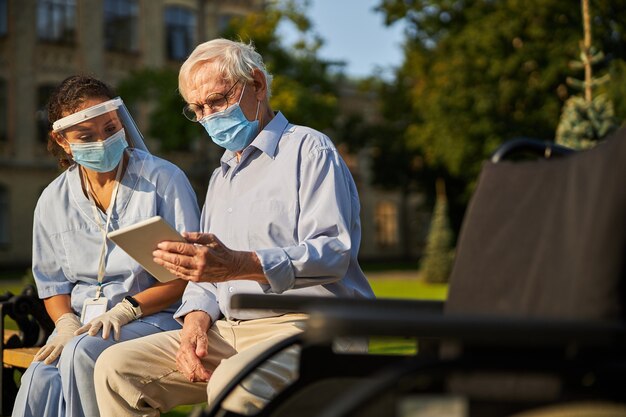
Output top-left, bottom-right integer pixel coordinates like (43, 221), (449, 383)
(0, 80), (6, 143)
(37, 0), (76, 43)
(104, 0), (138, 52)
(375, 201), (399, 248)
(0, 185), (8, 247)
(165, 6), (196, 61)
(37, 85), (56, 143)
(0, 0), (7, 36)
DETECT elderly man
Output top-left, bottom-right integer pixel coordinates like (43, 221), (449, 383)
(94, 38), (373, 416)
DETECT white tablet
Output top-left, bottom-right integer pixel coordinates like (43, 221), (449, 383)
(107, 216), (186, 282)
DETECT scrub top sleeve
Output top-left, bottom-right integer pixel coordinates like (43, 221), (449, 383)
(160, 168), (201, 233)
(31, 202), (74, 299)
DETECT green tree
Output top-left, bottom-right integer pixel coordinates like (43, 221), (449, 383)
(376, 0), (626, 223)
(223, 0), (341, 131)
(117, 68), (202, 152)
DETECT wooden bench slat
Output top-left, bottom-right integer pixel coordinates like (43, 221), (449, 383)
(4, 347), (39, 369)
(3, 329), (38, 368)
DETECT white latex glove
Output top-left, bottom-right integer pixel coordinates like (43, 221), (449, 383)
(34, 313), (81, 365)
(75, 300), (138, 341)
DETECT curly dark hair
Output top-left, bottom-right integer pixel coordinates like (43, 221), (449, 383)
(46, 75), (116, 169)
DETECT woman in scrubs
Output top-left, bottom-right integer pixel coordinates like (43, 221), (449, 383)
(12, 75), (200, 417)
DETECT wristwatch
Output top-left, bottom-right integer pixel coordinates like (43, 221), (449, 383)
(123, 295), (143, 318)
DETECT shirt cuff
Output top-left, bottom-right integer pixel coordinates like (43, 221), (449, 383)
(35, 282), (74, 299)
(173, 299), (222, 326)
(255, 247), (295, 294)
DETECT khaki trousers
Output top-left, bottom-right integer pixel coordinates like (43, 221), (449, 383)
(94, 314), (308, 417)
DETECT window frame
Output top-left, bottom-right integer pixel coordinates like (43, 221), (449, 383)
(374, 201), (400, 248)
(0, 0), (7, 37)
(164, 5), (196, 62)
(104, 0), (139, 53)
(36, 0), (77, 44)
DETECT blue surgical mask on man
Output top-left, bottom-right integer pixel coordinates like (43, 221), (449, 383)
(69, 128), (128, 172)
(199, 84), (260, 152)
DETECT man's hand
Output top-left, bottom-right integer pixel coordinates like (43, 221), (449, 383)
(176, 311), (212, 382)
(153, 233), (264, 283)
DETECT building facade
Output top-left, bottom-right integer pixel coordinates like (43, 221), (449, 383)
(0, 0), (425, 268)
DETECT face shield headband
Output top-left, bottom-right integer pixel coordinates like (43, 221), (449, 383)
(52, 97), (148, 152)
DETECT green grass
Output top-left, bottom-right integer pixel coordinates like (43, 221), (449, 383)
(369, 277), (448, 300)
(367, 276), (447, 356)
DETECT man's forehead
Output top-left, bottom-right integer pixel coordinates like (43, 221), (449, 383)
(188, 62), (228, 95)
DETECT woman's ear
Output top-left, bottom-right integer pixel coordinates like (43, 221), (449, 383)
(53, 132), (71, 155)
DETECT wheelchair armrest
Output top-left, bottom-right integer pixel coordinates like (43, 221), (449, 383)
(230, 293), (444, 315)
(490, 138), (574, 163)
(303, 304), (626, 349)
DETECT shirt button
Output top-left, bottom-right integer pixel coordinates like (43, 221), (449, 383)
(229, 287), (234, 293)
(227, 207), (233, 213)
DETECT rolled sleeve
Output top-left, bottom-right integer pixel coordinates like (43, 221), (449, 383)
(255, 247), (295, 294)
(174, 282), (222, 325)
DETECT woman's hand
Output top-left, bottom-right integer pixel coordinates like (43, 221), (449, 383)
(176, 311), (212, 382)
(34, 313), (81, 365)
(153, 233), (265, 283)
(75, 300), (138, 341)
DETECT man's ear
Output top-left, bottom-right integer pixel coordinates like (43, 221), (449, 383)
(251, 68), (267, 101)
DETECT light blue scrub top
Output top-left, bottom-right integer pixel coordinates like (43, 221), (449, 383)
(32, 148), (200, 331)
(175, 112), (374, 322)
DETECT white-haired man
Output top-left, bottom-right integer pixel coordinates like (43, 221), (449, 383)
(94, 38), (373, 416)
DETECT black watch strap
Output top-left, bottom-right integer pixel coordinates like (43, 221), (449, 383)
(124, 295), (140, 308)
(123, 295), (143, 318)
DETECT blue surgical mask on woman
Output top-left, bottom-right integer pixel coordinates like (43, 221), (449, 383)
(68, 128), (128, 172)
(199, 84), (260, 152)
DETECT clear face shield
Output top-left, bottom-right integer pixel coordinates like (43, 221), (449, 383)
(52, 97), (148, 152)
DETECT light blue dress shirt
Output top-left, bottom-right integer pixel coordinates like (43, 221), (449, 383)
(32, 148), (200, 330)
(175, 112), (374, 322)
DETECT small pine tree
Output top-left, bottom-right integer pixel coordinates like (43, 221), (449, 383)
(556, 0), (619, 149)
(420, 178), (455, 284)
(556, 94), (618, 149)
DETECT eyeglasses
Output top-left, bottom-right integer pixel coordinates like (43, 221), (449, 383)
(182, 80), (240, 122)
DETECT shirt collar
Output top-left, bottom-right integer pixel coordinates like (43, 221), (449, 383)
(219, 111), (289, 175)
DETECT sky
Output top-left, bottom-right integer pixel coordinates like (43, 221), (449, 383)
(279, 0), (406, 79)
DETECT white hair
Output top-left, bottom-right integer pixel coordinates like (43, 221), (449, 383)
(179, 38), (273, 102)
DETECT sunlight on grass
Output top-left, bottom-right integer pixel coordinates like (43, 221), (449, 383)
(369, 276), (448, 300)
(162, 404), (203, 417)
(367, 274), (447, 355)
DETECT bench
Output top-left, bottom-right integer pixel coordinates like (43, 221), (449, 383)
(3, 330), (39, 369)
(0, 285), (53, 415)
